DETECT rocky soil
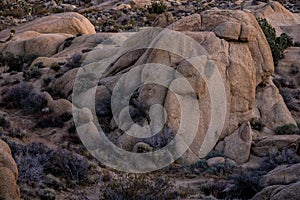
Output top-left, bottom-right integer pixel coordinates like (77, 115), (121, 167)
(0, 0), (300, 200)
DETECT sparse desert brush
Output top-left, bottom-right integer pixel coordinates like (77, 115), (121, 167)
(275, 124), (299, 135)
(262, 147), (300, 171)
(64, 53), (83, 69)
(2, 82), (47, 114)
(101, 173), (175, 200)
(35, 112), (72, 128)
(225, 169), (264, 199)
(8, 142), (90, 186)
(0, 52), (37, 72)
(23, 66), (42, 81)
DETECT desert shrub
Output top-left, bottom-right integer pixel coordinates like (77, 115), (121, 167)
(2, 82), (47, 114)
(142, 127), (175, 150)
(102, 174), (174, 200)
(206, 163), (238, 177)
(62, 37), (75, 49)
(147, 1), (167, 14)
(0, 52), (37, 72)
(276, 33), (293, 50)
(294, 41), (300, 47)
(64, 53), (82, 69)
(21, 92), (47, 114)
(8, 127), (26, 139)
(0, 114), (10, 129)
(2, 82), (33, 108)
(45, 149), (90, 184)
(36, 112), (72, 128)
(225, 169), (264, 199)
(275, 124), (299, 135)
(10, 142), (90, 185)
(262, 147), (300, 171)
(257, 18), (293, 65)
(181, 159), (209, 175)
(199, 181), (227, 198)
(17, 151), (45, 184)
(23, 67), (42, 81)
(250, 118), (265, 131)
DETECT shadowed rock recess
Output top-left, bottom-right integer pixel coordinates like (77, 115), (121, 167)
(0, 0), (299, 199)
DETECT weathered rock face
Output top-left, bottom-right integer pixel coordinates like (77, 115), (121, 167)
(252, 181), (300, 200)
(219, 122), (252, 165)
(0, 31), (72, 60)
(274, 47), (300, 121)
(251, 135), (300, 157)
(255, 82), (297, 130)
(0, 139), (20, 200)
(72, 8), (286, 164)
(260, 163), (300, 187)
(0, 12), (95, 40)
(249, 1), (300, 41)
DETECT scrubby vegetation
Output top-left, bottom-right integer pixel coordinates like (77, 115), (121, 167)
(5, 141), (90, 186)
(257, 18), (293, 65)
(36, 112), (72, 128)
(102, 173), (175, 200)
(0, 52), (37, 72)
(147, 1), (167, 14)
(1, 82), (47, 114)
(275, 124), (299, 135)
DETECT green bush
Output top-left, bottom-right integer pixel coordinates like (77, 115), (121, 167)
(275, 124), (299, 135)
(257, 18), (293, 65)
(147, 1), (167, 14)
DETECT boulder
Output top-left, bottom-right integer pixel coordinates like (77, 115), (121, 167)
(0, 12), (95, 40)
(275, 47), (300, 121)
(54, 32), (134, 58)
(255, 82), (297, 130)
(153, 12), (175, 28)
(222, 122), (252, 165)
(252, 182), (300, 200)
(30, 57), (68, 69)
(0, 31), (71, 60)
(75, 9), (291, 164)
(251, 135), (300, 157)
(44, 92), (73, 117)
(260, 163), (300, 187)
(206, 157), (225, 167)
(49, 68), (79, 98)
(0, 139), (20, 200)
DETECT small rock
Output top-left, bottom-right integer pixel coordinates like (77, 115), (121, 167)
(206, 157), (226, 167)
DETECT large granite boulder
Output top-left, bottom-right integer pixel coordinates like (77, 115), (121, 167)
(0, 139), (20, 200)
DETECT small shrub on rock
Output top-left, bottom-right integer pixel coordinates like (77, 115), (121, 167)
(64, 53), (82, 69)
(275, 124), (299, 135)
(257, 18), (293, 65)
(23, 67), (42, 81)
(147, 1), (167, 14)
